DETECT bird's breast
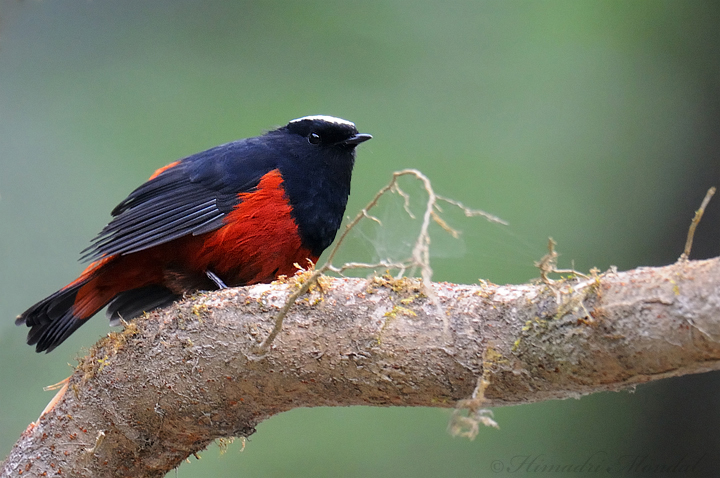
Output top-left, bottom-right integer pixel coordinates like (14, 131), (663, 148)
(187, 169), (317, 285)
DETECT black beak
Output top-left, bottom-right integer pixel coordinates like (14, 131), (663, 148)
(341, 133), (373, 147)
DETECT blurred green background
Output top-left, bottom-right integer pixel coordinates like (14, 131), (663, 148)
(2, 1), (719, 476)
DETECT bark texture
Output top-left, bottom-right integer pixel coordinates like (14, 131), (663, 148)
(3, 258), (720, 477)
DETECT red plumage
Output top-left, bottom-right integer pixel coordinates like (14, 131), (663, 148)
(68, 170), (314, 319)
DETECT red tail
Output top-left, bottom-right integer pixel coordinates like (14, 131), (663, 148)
(16, 257), (177, 353)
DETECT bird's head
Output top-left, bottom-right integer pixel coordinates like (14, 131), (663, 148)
(270, 114), (372, 190)
(285, 115), (373, 151)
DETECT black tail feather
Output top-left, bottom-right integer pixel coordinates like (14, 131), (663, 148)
(106, 285), (179, 325)
(17, 280), (92, 353)
(18, 281), (179, 353)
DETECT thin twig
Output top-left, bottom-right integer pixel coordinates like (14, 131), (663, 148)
(256, 169), (506, 351)
(553, 269), (590, 280)
(535, 238), (559, 285)
(393, 182), (415, 219)
(436, 194), (508, 225)
(680, 186), (716, 261)
(326, 260), (410, 275)
(254, 269), (322, 353)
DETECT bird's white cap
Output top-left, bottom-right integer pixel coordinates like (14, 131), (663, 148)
(289, 115), (356, 128)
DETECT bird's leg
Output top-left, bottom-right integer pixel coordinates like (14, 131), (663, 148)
(205, 270), (228, 289)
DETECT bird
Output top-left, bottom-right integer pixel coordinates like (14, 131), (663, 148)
(16, 115), (372, 353)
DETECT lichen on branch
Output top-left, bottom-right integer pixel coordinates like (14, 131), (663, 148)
(3, 257), (720, 477)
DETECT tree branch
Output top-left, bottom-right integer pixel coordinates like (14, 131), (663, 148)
(3, 257), (720, 477)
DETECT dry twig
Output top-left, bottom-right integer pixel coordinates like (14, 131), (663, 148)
(680, 186), (716, 261)
(257, 169), (505, 351)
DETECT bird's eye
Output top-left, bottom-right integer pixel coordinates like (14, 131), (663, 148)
(308, 132), (321, 145)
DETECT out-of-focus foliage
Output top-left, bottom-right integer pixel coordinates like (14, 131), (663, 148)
(1, 1), (719, 476)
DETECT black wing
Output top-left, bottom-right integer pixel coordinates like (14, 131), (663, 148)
(81, 141), (273, 262)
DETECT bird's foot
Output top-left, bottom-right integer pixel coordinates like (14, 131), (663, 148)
(206, 270), (228, 289)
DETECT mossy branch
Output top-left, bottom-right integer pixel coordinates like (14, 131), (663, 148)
(3, 257), (720, 477)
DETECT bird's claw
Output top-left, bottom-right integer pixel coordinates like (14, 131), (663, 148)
(205, 270), (228, 289)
